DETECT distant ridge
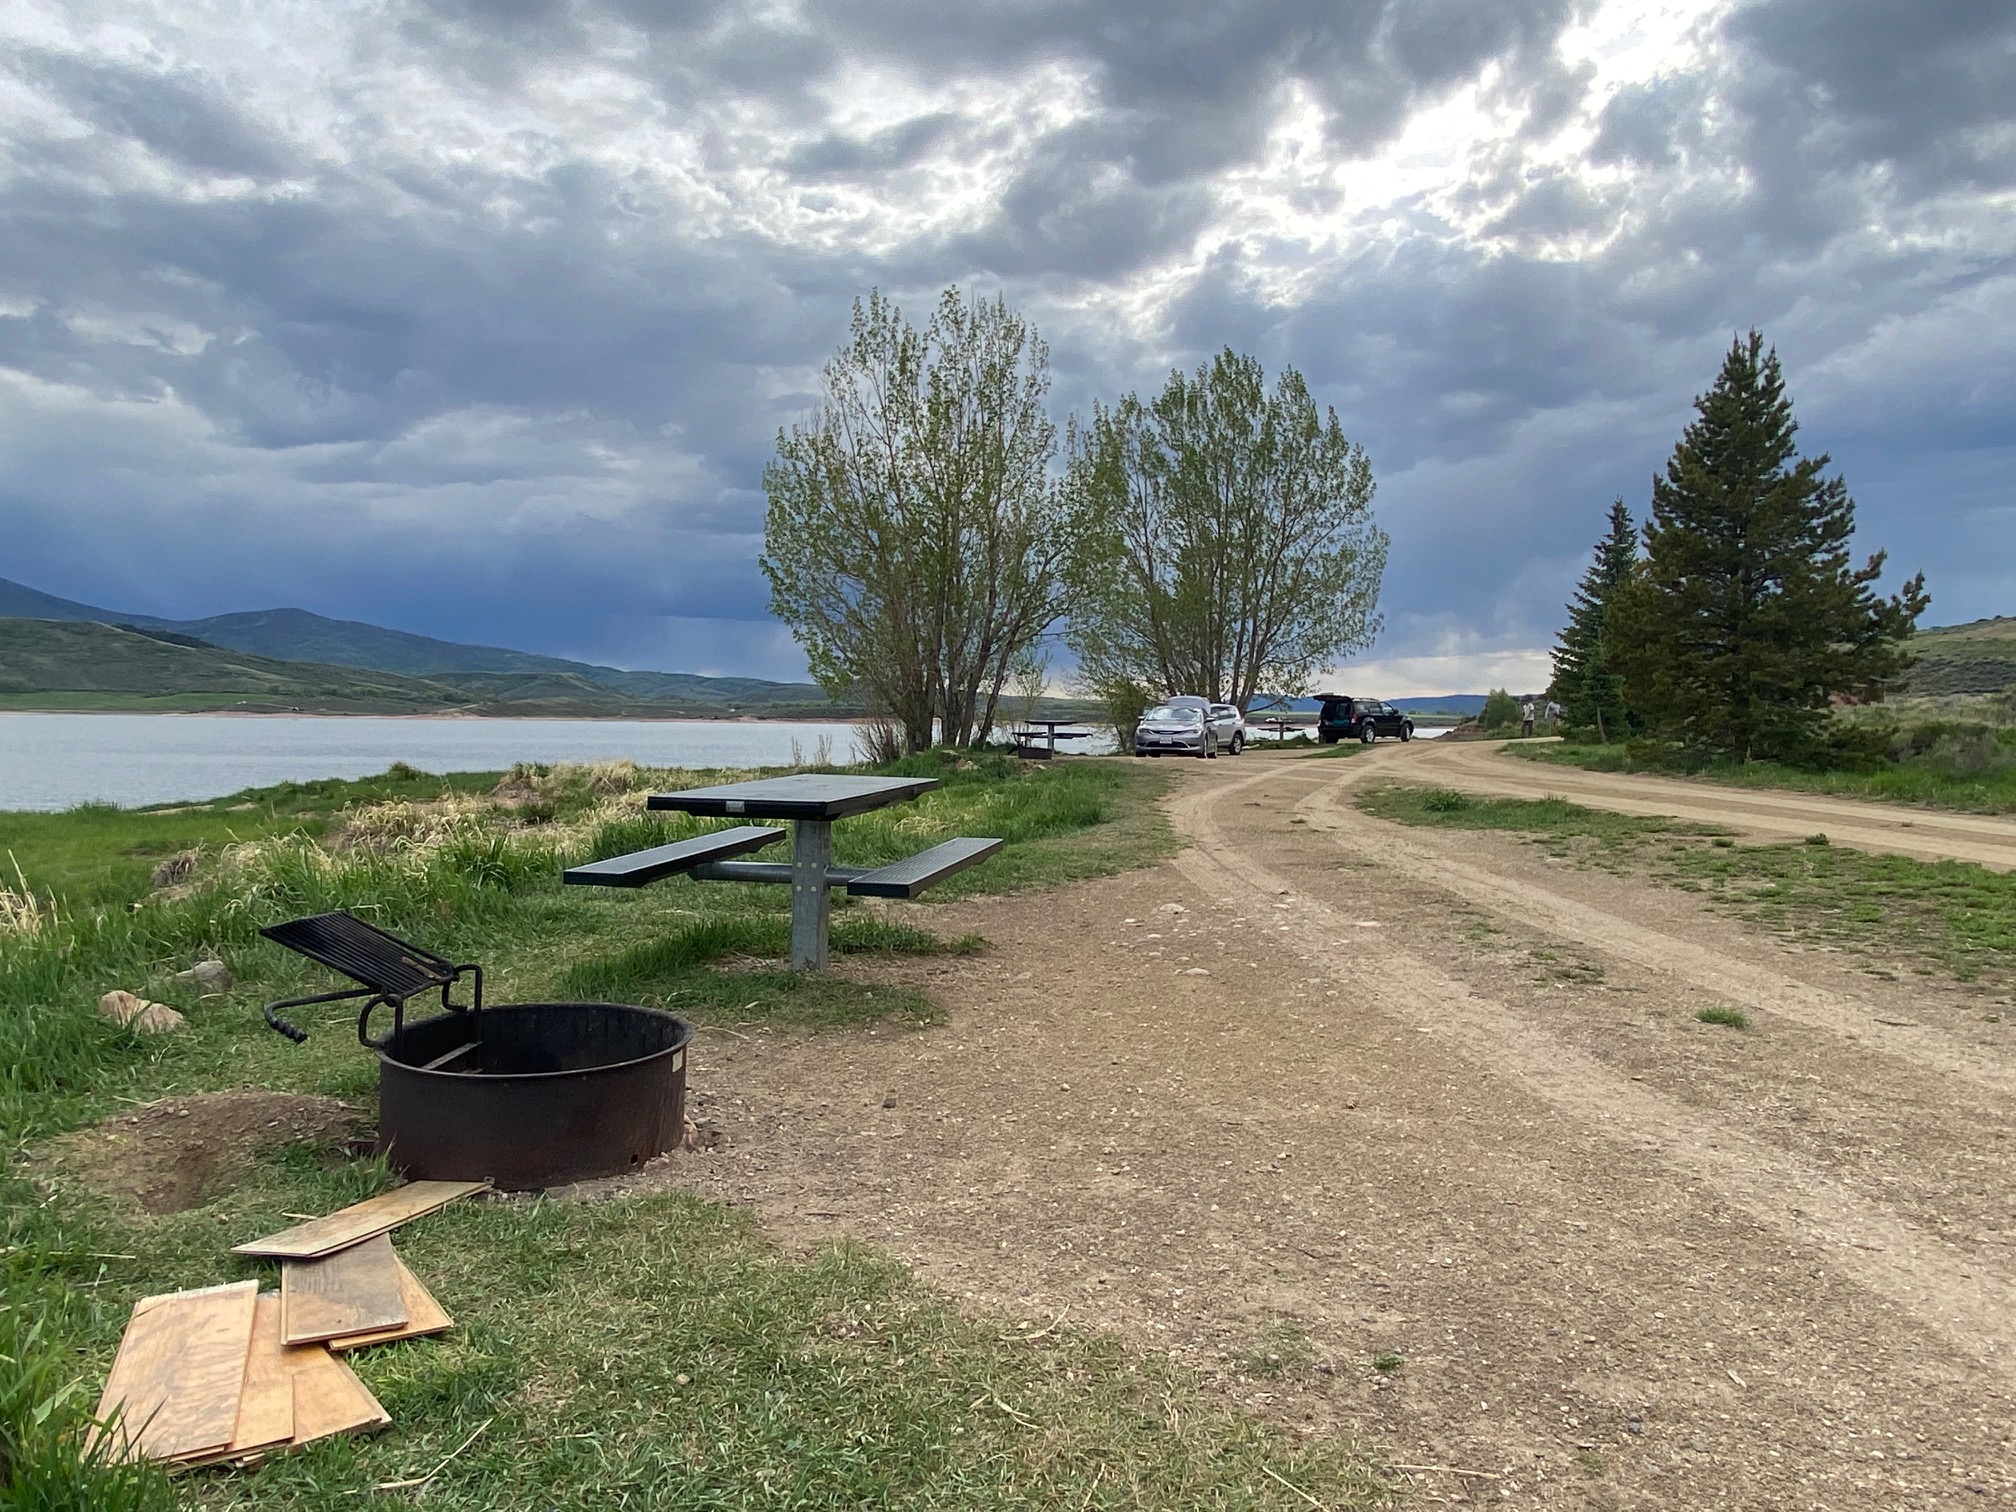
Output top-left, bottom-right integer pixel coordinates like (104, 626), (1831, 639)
(0, 575), (827, 710)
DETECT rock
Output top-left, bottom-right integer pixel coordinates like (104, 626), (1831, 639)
(882, 1094), (898, 1108)
(98, 990), (186, 1035)
(1155, 902), (1187, 915)
(172, 959), (232, 995)
(1180, 967), (1210, 976)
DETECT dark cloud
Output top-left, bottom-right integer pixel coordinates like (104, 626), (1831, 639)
(0, 0), (2010, 681)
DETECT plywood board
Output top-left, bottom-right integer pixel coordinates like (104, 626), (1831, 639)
(233, 1180), (489, 1259)
(326, 1254), (453, 1352)
(170, 1293), (294, 1468)
(281, 1233), (407, 1345)
(93, 1279), (258, 1463)
(281, 1341), (392, 1444)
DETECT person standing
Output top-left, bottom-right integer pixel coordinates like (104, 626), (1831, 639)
(1520, 697), (1535, 737)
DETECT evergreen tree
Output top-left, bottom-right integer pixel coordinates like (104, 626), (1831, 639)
(1608, 331), (1928, 764)
(1550, 499), (1637, 742)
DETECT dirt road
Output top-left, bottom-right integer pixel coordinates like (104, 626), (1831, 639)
(1406, 739), (2016, 871)
(628, 749), (2014, 1509)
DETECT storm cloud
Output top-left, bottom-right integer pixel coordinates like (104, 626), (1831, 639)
(1, 0), (2010, 686)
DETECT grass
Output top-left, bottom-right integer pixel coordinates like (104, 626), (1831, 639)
(1696, 1006), (1749, 1029)
(1, 750), (1392, 1509)
(0, 767), (504, 906)
(1514, 733), (2016, 815)
(1359, 784), (2016, 998)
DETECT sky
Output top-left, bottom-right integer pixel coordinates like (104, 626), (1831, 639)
(2, 0), (2011, 696)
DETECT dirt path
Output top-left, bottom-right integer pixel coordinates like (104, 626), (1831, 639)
(613, 750), (2014, 1509)
(1407, 740), (2016, 871)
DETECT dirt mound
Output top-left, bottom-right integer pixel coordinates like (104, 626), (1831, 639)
(39, 1090), (365, 1213)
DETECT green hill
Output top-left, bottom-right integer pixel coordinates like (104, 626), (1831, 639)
(1904, 617), (2016, 698)
(0, 575), (831, 710)
(0, 618), (470, 713)
(0, 618), (859, 718)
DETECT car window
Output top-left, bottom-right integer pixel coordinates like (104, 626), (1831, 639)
(1143, 704), (1201, 723)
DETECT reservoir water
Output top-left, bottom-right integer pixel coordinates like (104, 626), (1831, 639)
(0, 713), (871, 812)
(0, 712), (1435, 812)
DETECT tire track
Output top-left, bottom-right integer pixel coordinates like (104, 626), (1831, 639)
(1410, 740), (2016, 871)
(1293, 776), (2016, 1103)
(1168, 758), (2016, 1384)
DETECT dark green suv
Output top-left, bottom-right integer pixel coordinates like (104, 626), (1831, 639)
(1316, 695), (1414, 744)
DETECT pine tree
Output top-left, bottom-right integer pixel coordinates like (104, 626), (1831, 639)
(1551, 499), (1637, 742)
(1608, 331), (1929, 764)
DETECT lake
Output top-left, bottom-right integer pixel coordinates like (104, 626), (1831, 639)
(0, 713), (873, 812)
(0, 712), (1436, 812)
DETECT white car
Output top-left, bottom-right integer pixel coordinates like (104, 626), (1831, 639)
(1207, 703), (1247, 755)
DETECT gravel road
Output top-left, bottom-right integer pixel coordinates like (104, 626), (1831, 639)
(618, 747), (2014, 1509)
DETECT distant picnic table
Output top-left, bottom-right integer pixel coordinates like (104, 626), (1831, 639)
(1011, 720), (1092, 758)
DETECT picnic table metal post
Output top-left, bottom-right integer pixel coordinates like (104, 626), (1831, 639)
(790, 818), (832, 970)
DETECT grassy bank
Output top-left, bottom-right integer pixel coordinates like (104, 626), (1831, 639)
(1513, 731), (2016, 814)
(1359, 785), (2016, 1001)
(3, 753), (1389, 1510)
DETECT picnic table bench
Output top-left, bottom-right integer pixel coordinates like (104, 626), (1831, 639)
(562, 774), (1002, 969)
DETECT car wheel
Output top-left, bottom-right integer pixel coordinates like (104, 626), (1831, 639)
(1401, 723), (1413, 742)
(1230, 732), (1244, 755)
(1360, 725), (1375, 744)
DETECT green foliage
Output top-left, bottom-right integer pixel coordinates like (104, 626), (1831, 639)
(761, 288), (1074, 751)
(1551, 499), (1637, 741)
(1480, 688), (1520, 733)
(1608, 331), (1930, 765)
(1064, 349), (1386, 708)
(1696, 1006), (1748, 1029)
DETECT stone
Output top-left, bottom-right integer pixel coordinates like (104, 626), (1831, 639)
(98, 990), (186, 1035)
(172, 958), (232, 995)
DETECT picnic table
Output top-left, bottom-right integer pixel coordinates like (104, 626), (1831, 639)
(1253, 717), (1305, 741)
(1011, 719), (1092, 758)
(561, 774), (1002, 970)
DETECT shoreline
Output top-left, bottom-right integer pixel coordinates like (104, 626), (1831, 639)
(0, 707), (873, 724)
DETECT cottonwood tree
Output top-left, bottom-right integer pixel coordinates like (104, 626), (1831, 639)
(1064, 350), (1385, 711)
(1609, 331), (1929, 764)
(1550, 499), (1637, 742)
(762, 289), (1074, 752)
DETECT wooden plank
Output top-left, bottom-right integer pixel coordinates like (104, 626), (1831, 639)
(93, 1279), (258, 1463)
(233, 1180), (489, 1259)
(171, 1293), (294, 1467)
(326, 1252), (453, 1351)
(281, 1233), (408, 1345)
(282, 1340), (391, 1444)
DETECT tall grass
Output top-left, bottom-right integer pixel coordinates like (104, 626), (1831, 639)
(0, 1307), (177, 1511)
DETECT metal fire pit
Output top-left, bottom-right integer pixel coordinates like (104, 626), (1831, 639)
(376, 1002), (692, 1191)
(258, 912), (692, 1191)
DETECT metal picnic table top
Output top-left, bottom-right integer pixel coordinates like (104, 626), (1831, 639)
(646, 773), (936, 821)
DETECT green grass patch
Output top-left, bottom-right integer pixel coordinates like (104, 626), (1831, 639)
(1696, 1006), (1748, 1029)
(0, 750), (1372, 1509)
(1364, 785), (2016, 995)
(1356, 785), (1688, 848)
(1515, 737), (2016, 815)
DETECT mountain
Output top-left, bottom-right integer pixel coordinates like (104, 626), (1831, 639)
(0, 618), (468, 712)
(0, 617), (858, 718)
(1248, 693), (1493, 714)
(0, 575), (829, 710)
